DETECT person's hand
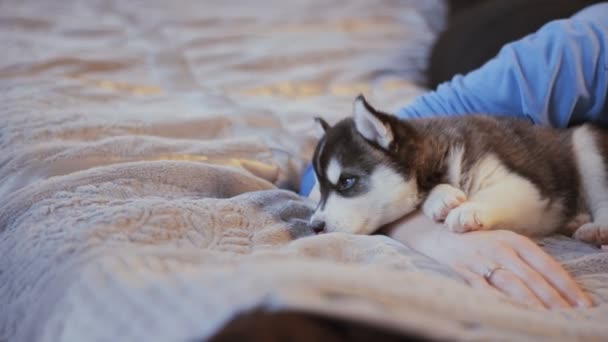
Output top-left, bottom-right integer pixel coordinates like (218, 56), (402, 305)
(387, 211), (593, 309)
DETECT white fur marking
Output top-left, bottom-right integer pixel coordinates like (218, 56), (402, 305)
(326, 158), (342, 186)
(464, 153), (503, 193)
(573, 125), (608, 222)
(446, 146), (465, 186)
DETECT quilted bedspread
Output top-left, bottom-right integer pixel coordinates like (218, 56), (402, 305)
(1, 1), (608, 341)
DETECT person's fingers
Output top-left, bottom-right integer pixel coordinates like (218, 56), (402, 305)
(505, 233), (593, 308)
(485, 267), (547, 309)
(454, 266), (501, 294)
(495, 247), (572, 309)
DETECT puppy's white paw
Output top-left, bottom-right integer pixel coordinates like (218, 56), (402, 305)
(445, 202), (489, 233)
(422, 184), (467, 222)
(573, 222), (608, 245)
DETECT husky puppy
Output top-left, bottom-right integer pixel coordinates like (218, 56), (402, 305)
(309, 95), (608, 245)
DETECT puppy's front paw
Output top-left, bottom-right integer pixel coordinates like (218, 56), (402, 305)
(573, 222), (608, 245)
(422, 184), (467, 222)
(445, 203), (489, 233)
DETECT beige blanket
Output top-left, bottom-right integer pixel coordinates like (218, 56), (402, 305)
(1, 1), (607, 341)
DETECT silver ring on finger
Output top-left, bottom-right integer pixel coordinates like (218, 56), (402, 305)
(483, 263), (505, 281)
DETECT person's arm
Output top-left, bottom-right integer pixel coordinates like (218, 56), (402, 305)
(387, 212), (593, 309)
(398, 4), (608, 128)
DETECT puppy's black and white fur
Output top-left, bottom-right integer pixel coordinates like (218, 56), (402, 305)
(310, 95), (608, 245)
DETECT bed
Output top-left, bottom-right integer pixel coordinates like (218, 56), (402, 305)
(1, 1), (607, 341)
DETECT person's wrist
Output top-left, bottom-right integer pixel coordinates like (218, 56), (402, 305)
(387, 211), (447, 255)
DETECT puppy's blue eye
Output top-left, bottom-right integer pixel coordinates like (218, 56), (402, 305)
(338, 176), (357, 191)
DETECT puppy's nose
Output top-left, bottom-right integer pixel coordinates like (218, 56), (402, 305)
(310, 220), (326, 234)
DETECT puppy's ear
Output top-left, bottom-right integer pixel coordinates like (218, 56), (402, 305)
(314, 117), (330, 132)
(313, 117), (330, 137)
(353, 94), (393, 149)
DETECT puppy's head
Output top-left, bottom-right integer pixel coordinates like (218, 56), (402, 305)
(310, 95), (422, 235)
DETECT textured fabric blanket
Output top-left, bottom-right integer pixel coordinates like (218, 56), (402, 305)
(1, 1), (607, 341)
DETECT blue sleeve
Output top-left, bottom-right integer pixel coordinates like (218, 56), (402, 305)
(397, 3), (608, 128)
